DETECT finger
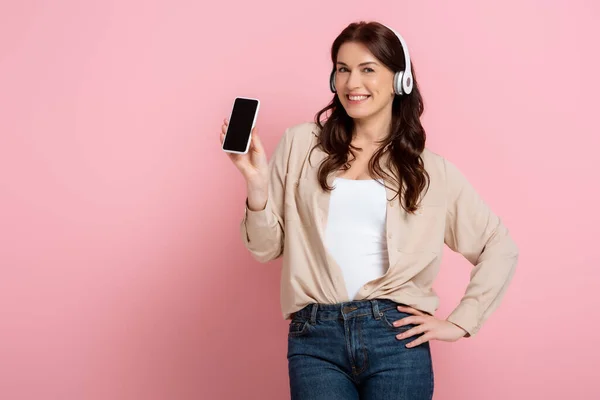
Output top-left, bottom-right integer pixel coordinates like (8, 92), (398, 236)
(228, 152), (240, 163)
(396, 324), (429, 340)
(406, 332), (435, 348)
(392, 315), (427, 328)
(250, 127), (264, 153)
(220, 132), (225, 145)
(397, 305), (426, 316)
(222, 123), (228, 135)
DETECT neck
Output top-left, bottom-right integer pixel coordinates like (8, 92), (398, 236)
(352, 113), (392, 146)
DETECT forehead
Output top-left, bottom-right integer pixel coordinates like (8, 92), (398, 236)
(336, 41), (379, 65)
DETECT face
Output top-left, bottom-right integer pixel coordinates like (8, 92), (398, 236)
(334, 41), (396, 121)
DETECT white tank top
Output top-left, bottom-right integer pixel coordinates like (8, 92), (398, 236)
(324, 177), (390, 300)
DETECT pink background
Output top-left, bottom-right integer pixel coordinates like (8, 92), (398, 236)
(1, 0), (599, 399)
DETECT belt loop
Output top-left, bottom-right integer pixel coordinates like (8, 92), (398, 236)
(372, 300), (381, 320)
(310, 303), (318, 324)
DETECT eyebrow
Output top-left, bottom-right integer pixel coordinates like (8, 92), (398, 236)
(336, 61), (379, 67)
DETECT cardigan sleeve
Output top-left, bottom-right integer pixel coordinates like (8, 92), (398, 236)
(443, 158), (519, 337)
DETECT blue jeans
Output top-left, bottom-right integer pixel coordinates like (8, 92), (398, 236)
(287, 299), (434, 400)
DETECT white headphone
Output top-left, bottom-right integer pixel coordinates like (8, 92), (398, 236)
(329, 24), (413, 96)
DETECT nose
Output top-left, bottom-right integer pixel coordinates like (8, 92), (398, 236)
(344, 70), (361, 90)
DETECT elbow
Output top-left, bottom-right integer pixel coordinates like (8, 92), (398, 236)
(243, 236), (283, 263)
(240, 227), (283, 263)
(248, 247), (283, 263)
(476, 228), (520, 268)
(507, 235), (520, 263)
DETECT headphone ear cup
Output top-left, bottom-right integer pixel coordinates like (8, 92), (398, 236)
(330, 70), (336, 93)
(403, 72), (413, 94)
(393, 71), (403, 95)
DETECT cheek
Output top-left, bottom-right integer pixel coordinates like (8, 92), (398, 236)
(368, 78), (392, 95)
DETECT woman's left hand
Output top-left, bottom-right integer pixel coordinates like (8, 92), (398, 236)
(393, 305), (468, 348)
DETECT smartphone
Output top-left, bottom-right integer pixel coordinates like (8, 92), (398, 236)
(222, 97), (260, 154)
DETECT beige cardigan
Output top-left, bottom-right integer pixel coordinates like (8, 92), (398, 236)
(240, 122), (519, 337)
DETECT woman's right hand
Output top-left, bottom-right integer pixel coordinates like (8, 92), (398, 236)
(220, 118), (269, 211)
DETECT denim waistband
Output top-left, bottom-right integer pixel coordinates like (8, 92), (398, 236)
(291, 299), (403, 323)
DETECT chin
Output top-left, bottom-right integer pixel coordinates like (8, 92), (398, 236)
(345, 108), (374, 120)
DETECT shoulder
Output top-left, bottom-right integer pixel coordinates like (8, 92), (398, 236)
(421, 147), (447, 177)
(422, 147), (462, 176)
(285, 121), (319, 142)
(276, 121), (319, 153)
(269, 122), (319, 169)
(421, 147), (471, 197)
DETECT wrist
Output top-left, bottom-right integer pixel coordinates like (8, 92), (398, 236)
(246, 185), (268, 212)
(448, 321), (468, 336)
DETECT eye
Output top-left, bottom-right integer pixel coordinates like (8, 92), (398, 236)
(337, 67), (348, 72)
(363, 67), (375, 73)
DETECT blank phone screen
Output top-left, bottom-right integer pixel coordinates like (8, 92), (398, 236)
(223, 98), (259, 152)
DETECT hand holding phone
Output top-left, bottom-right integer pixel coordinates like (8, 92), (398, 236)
(220, 97), (269, 208)
(222, 97), (260, 154)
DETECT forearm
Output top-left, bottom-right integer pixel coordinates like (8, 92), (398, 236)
(246, 182), (268, 212)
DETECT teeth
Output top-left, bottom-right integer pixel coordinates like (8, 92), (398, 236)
(349, 95), (368, 101)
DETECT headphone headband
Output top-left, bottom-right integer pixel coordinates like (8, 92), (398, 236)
(382, 24), (413, 95)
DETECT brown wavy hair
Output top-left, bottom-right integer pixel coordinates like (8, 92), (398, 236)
(312, 21), (429, 213)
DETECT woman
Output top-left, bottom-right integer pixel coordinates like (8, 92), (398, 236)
(220, 21), (518, 400)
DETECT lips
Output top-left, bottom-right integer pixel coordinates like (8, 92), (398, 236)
(347, 95), (370, 101)
(346, 94), (371, 105)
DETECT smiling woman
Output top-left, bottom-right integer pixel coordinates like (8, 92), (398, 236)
(315, 23), (429, 211)
(222, 20), (519, 400)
